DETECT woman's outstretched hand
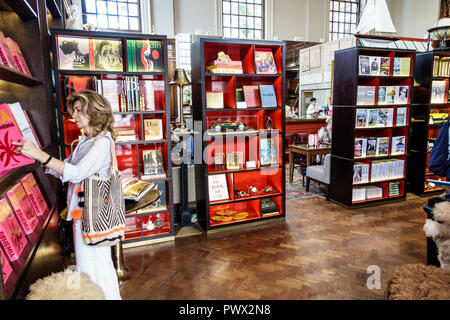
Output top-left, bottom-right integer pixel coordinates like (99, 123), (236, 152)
(12, 138), (47, 163)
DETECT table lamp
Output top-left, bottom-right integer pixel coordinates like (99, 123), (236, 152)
(170, 68), (191, 132)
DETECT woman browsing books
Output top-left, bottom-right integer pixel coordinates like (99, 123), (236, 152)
(12, 90), (122, 300)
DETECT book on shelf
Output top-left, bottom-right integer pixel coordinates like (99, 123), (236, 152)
(243, 85), (261, 107)
(141, 149), (166, 180)
(226, 152), (240, 170)
(396, 107), (407, 126)
(375, 137), (389, 157)
(380, 57), (390, 76)
(255, 48), (277, 74)
(431, 80), (447, 104)
(57, 35), (123, 71)
(369, 56), (380, 75)
(433, 56), (450, 77)
(261, 198), (280, 216)
(8, 102), (41, 148)
(0, 103), (35, 172)
(356, 86), (376, 105)
(367, 109), (379, 127)
(213, 152), (225, 170)
(259, 138), (278, 166)
(143, 119), (163, 141)
(64, 75), (98, 98)
(393, 57), (411, 76)
(259, 85), (277, 107)
(352, 187), (366, 201)
(235, 87), (247, 109)
(355, 109), (368, 128)
(139, 80), (164, 111)
(6, 183), (39, 235)
(126, 39), (163, 72)
(385, 86), (396, 104)
(115, 128), (137, 142)
(206, 60), (243, 74)
(123, 76), (141, 112)
(359, 56), (370, 75)
(394, 86), (409, 104)
(376, 108), (394, 127)
(208, 174), (229, 202)
(136, 181), (167, 213)
(0, 198), (27, 262)
(354, 138), (367, 158)
(389, 181), (401, 197)
(1, 249), (12, 284)
(20, 173), (48, 217)
(370, 159), (404, 182)
(0, 31), (19, 70)
(5, 37), (31, 76)
(101, 79), (123, 112)
(378, 86), (387, 105)
(366, 137), (377, 157)
(206, 91), (224, 109)
(353, 162), (369, 184)
(366, 186), (383, 199)
(391, 136), (406, 155)
(122, 179), (154, 201)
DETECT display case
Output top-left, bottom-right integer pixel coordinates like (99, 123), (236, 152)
(50, 29), (174, 247)
(192, 38), (286, 232)
(409, 50), (449, 196)
(331, 47), (414, 207)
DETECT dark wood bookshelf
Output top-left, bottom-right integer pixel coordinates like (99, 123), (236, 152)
(330, 47), (414, 207)
(50, 29), (175, 247)
(192, 37), (286, 233)
(0, 0), (64, 300)
(46, 0), (62, 19)
(409, 50), (449, 196)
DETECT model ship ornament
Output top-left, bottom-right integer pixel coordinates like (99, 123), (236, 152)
(354, 0), (399, 44)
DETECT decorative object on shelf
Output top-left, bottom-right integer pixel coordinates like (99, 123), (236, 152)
(208, 174), (229, 201)
(266, 116), (273, 131)
(154, 215), (163, 228)
(210, 120), (247, 133)
(206, 51), (243, 74)
(170, 68), (191, 132)
(259, 137), (278, 166)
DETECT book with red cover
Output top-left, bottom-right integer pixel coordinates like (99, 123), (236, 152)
(255, 48), (278, 74)
(20, 173), (48, 218)
(0, 31), (18, 70)
(0, 198), (27, 262)
(6, 183), (39, 235)
(101, 79), (123, 112)
(243, 85), (261, 107)
(0, 103), (34, 172)
(5, 37), (31, 76)
(1, 248), (12, 284)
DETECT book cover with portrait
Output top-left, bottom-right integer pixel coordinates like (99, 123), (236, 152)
(126, 39), (163, 72)
(93, 38), (123, 72)
(56, 35), (90, 70)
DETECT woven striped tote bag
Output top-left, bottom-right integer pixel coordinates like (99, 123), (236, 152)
(81, 135), (125, 246)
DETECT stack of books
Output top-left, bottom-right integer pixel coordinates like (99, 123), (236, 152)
(433, 56), (450, 77)
(370, 159), (404, 182)
(206, 60), (243, 74)
(389, 182), (401, 197)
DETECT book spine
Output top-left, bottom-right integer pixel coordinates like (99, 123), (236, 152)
(26, 191), (43, 217)
(88, 38), (95, 71)
(0, 229), (18, 261)
(10, 204), (32, 234)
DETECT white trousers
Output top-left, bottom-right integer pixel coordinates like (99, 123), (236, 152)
(73, 219), (122, 300)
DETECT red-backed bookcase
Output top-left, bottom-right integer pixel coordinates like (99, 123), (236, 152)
(409, 50), (449, 195)
(191, 38), (286, 232)
(50, 29), (174, 247)
(331, 47), (415, 207)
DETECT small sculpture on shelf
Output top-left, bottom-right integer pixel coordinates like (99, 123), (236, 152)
(210, 120), (247, 132)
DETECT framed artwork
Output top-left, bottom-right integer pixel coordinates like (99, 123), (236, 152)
(310, 46), (321, 69)
(300, 49), (310, 72)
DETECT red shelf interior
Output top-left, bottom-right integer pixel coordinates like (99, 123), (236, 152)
(62, 115), (81, 146)
(114, 114), (140, 141)
(124, 211), (171, 241)
(236, 76), (283, 107)
(205, 75), (235, 108)
(203, 42), (254, 73)
(352, 180), (405, 204)
(116, 144), (139, 180)
(255, 45), (283, 75)
(233, 167), (283, 200)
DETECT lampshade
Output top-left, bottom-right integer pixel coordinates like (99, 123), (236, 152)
(170, 68), (191, 86)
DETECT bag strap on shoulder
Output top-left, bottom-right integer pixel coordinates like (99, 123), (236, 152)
(86, 133), (118, 170)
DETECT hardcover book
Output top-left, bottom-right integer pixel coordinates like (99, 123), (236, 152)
(243, 85), (261, 107)
(359, 55), (370, 75)
(369, 56), (380, 75)
(8, 102), (40, 147)
(431, 80), (447, 104)
(259, 138), (278, 166)
(353, 164), (363, 184)
(93, 38), (123, 72)
(0, 198), (27, 262)
(235, 87), (247, 109)
(380, 57), (390, 76)
(144, 119), (163, 141)
(20, 173), (48, 217)
(6, 183), (39, 235)
(122, 179), (154, 201)
(1, 249), (12, 284)
(255, 48), (277, 74)
(391, 136), (406, 155)
(206, 92), (224, 109)
(101, 79), (123, 112)
(396, 107), (407, 126)
(394, 86), (409, 104)
(136, 181), (167, 213)
(366, 137), (377, 157)
(5, 37), (31, 76)
(356, 86), (376, 105)
(0, 31), (18, 70)
(0, 103), (34, 171)
(208, 174), (229, 202)
(126, 39), (163, 72)
(64, 75), (97, 98)
(355, 109), (368, 128)
(57, 35), (90, 70)
(375, 137), (389, 157)
(259, 85), (277, 107)
(142, 149), (166, 179)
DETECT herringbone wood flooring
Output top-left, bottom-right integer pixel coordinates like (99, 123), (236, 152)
(120, 196), (429, 300)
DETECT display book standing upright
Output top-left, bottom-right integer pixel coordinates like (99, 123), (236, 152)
(50, 29), (174, 247)
(408, 50), (449, 196)
(191, 38), (286, 232)
(330, 47), (415, 207)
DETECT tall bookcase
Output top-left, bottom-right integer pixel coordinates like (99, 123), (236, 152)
(0, 0), (64, 300)
(191, 38), (286, 233)
(409, 50), (449, 196)
(50, 29), (174, 248)
(330, 47), (415, 207)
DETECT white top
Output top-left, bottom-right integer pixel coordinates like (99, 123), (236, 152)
(46, 131), (112, 221)
(306, 103), (320, 118)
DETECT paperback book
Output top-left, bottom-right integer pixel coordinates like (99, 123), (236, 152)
(6, 183), (39, 235)
(20, 173), (48, 218)
(353, 162), (370, 184)
(255, 48), (277, 74)
(208, 174), (229, 202)
(380, 57), (390, 76)
(396, 107), (407, 126)
(385, 86), (396, 104)
(393, 57), (411, 76)
(394, 86), (409, 104)
(359, 56), (370, 75)
(377, 108), (394, 127)
(367, 109), (379, 127)
(366, 138), (377, 157)
(0, 198), (27, 262)
(355, 109), (368, 128)
(143, 119), (163, 141)
(391, 136), (406, 155)
(259, 138), (278, 166)
(354, 138), (367, 158)
(126, 39), (163, 72)
(389, 181), (401, 197)
(375, 137), (389, 157)
(369, 56), (380, 75)
(356, 86), (376, 105)
(141, 149), (166, 180)
(378, 86), (387, 105)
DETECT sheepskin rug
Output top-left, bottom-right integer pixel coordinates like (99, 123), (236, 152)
(26, 268), (105, 300)
(387, 263), (450, 300)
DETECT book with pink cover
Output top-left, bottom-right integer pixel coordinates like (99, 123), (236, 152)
(0, 198), (27, 262)
(20, 173), (48, 217)
(6, 183), (39, 235)
(5, 37), (31, 76)
(0, 103), (34, 172)
(0, 31), (18, 69)
(1, 248), (12, 284)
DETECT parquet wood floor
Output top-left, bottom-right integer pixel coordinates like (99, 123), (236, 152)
(120, 196), (430, 300)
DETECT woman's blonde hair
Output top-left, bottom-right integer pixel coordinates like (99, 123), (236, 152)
(66, 90), (117, 140)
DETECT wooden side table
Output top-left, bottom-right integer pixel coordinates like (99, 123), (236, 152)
(288, 144), (331, 184)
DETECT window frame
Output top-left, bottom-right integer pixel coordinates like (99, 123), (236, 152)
(221, 0), (265, 40)
(329, 0), (360, 42)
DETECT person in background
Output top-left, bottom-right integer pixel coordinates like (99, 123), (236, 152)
(318, 116), (332, 143)
(306, 97), (320, 118)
